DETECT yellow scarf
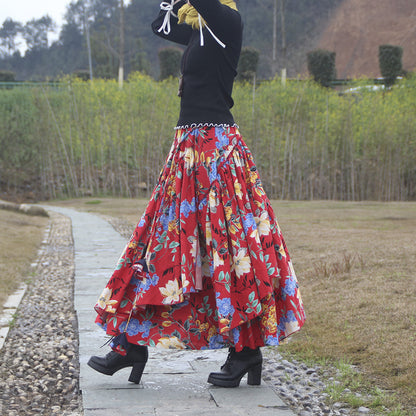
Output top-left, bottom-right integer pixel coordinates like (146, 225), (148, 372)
(178, 0), (238, 30)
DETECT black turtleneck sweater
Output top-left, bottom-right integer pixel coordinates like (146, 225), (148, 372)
(151, 0), (243, 127)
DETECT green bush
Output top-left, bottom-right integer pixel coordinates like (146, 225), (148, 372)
(1, 76), (416, 201)
(0, 70), (16, 82)
(379, 44), (403, 87)
(158, 48), (182, 80)
(72, 70), (91, 81)
(307, 49), (336, 87)
(237, 47), (260, 82)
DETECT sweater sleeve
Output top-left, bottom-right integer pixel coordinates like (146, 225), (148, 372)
(188, 0), (241, 43)
(151, 0), (193, 46)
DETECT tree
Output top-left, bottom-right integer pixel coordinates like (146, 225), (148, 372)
(237, 47), (260, 82)
(0, 18), (22, 55)
(307, 49), (336, 87)
(23, 15), (56, 51)
(379, 44), (403, 88)
(158, 48), (182, 80)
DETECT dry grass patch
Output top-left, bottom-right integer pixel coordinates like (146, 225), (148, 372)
(48, 198), (416, 411)
(0, 210), (48, 308)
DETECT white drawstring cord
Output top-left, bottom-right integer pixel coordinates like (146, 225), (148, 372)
(158, 0), (177, 35)
(159, 1), (226, 48)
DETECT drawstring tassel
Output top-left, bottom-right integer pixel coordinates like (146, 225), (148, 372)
(110, 332), (129, 350)
(158, 0), (178, 35)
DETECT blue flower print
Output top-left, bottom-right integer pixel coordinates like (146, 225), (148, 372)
(160, 212), (169, 231)
(278, 316), (286, 332)
(168, 200), (176, 221)
(124, 319), (152, 338)
(285, 310), (297, 323)
(282, 275), (297, 300)
(232, 327), (240, 344)
(242, 213), (256, 235)
(266, 335), (280, 346)
(138, 215), (146, 228)
(209, 160), (219, 184)
(135, 273), (160, 293)
(216, 294), (235, 317)
(180, 198), (196, 218)
(209, 334), (225, 349)
(215, 126), (229, 150)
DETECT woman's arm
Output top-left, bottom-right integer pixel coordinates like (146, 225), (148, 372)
(151, 0), (193, 46)
(188, 0), (241, 41)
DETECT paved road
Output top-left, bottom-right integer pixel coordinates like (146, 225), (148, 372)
(48, 206), (295, 416)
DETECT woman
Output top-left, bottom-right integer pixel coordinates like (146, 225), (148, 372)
(88, 0), (305, 388)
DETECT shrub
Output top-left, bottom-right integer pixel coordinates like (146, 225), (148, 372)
(307, 49), (336, 87)
(158, 48), (182, 80)
(0, 70), (16, 82)
(237, 47), (260, 82)
(72, 70), (91, 81)
(379, 44), (403, 88)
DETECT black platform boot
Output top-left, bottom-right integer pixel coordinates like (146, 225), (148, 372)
(207, 347), (263, 387)
(87, 344), (148, 384)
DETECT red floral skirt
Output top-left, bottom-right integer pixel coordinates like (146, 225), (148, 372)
(94, 125), (305, 352)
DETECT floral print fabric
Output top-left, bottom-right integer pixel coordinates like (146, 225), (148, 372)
(94, 125), (305, 352)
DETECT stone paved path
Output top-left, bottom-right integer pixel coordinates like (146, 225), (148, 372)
(48, 206), (295, 416)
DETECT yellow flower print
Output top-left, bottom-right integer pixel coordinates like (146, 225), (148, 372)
(254, 185), (266, 198)
(159, 280), (183, 305)
(229, 220), (242, 236)
(97, 287), (118, 313)
(168, 219), (178, 233)
(200, 322), (209, 332)
(97, 287), (112, 309)
(209, 189), (218, 209)
(234, 181), (243, 199)
(208, 326), (217, 338)
(250, 228), (261, 244)
(220, 318), (230, 332)
(162, 320), (173, 327)
(232, 248), (251, 277)
(255, 211), (271, 236)
(249, 170), (258, 184)
(278, 244), (287, 258)
(225, 205), (233, 222)
(156, 336), (186, 349)
(184, 147), (195, 169)
(232, 149), (243, 168)
(205, 221), (213, 245)
(128, 240), (138, 250)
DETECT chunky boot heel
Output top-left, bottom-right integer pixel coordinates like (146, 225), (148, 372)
(88, 344), (148, 383)
(128, 361), (146, 384)
(247, 363), (262, 385)
(208, 347), (263, 387)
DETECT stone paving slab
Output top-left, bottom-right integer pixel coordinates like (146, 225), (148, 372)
(46, 206), (295, 416)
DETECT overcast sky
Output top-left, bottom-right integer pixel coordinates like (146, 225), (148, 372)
(1, 0), (70, 30)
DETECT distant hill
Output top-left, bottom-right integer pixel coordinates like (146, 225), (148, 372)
(318, 0), (416, 78)
(0, 0), (343, 80)
(2, 0), (414, 80)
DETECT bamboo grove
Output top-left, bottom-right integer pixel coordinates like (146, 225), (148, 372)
(1, 73), (415, 201)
